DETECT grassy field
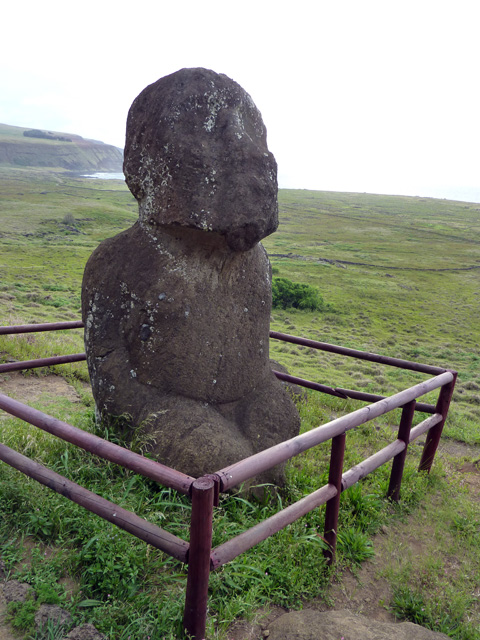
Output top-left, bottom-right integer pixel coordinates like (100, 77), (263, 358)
(0, 167), (479, 639)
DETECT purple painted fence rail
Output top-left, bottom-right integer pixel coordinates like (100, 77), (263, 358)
(0, 321), (457, 639)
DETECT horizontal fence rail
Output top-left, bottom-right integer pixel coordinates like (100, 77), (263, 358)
(0, 321), (87, 373)
(217, 372), (453, 492)
(0, 443), (189, 562)
(0, 393), (195, 495)
(0, 353), (86, 373)
(0, 321), (84, 335)
(269, 330), (447, 375)
(273, 369), (436, 413)
(211, 483), (337, 569)
(211, 409), (444, 570)
(0, 320), (457, 639)
(272, 369), (349, 399)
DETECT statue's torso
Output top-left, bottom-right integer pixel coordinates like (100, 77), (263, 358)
(82, 223), (273, 404)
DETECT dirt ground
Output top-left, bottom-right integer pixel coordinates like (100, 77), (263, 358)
(0, 372), (479, 640)
(0, 370), (83, 406)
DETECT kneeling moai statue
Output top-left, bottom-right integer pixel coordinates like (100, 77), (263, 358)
(81, 67), (300, 487)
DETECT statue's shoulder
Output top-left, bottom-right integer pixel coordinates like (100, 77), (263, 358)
(84, 223), (143, 272)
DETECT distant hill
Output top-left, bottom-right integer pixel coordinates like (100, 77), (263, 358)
(0, 123), (123, 172)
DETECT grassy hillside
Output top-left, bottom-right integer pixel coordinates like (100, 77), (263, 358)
(0, 167), (479, 639)
(0, 123), (123, 172)
(263, 189), (480, 444)
(2, 169), (477, 442)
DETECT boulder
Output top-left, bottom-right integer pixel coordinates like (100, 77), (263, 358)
(1, 580), (34, 604)
(34, 604), (72, 630)
(266, 609), (451, 640)
(64, 623), (106, 640)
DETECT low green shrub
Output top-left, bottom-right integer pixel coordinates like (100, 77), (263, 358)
(272, 277), (331, 312)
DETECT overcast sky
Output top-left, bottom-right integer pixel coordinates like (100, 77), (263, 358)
(1, 0), (479, 201)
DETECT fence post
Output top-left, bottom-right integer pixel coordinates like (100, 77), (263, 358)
(183, 477), (215, 640)
(419, 371), (457, 473)
(323, 432), (346, 564)
(387, 400), (416, 501)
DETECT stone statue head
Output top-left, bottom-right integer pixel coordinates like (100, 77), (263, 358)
(123, 67), (278, 251)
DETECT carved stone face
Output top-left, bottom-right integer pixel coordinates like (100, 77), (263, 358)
(123, 67), (279, 251)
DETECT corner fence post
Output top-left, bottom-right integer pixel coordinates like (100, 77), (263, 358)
(183, 477), (215, 640)
(419, 371), (457, 473)
(387, 400), (416, 501)
(323, 432), (346, 564)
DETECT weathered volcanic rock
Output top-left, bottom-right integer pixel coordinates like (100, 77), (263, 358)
(65, 623), (107, 640)
(266, 609), (451, 640)
(34, 604), (72, 631)
(1, 580), (35, 603)
(82, 68), (300, 485)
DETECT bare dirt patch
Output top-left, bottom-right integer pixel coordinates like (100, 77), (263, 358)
(0, 370), (82, 407)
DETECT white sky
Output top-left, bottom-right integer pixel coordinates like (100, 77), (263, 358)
(1, 0), (479, 200)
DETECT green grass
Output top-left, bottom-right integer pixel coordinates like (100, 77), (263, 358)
(384, 474), (480, 640)
(0, 168), (479, 638)
(264, 189), (480, 445)
(0, 393), (441, 638)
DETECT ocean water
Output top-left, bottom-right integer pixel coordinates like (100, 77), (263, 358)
(359, 186), (480, 204)
(311, 185), (480, 204)
(83, 173), (480, 204)
(411, 187), (480, 204)
(82, 172), (125, 180)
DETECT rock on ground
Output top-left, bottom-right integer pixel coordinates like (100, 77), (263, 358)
(1, 580), (34, 604)
(64, 623), (107, 640)
(265, 609), (450, 640)
(34, 604), (72, 630)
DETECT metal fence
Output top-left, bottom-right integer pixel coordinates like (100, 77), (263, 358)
(0, 322), (456, 639)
